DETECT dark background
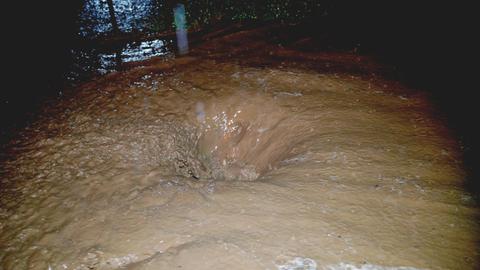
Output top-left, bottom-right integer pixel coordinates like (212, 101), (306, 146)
(3, 0), (84, 137)
(2, 0), (478, 195)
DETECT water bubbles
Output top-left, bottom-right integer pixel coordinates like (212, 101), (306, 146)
(276, 257), (317, 270)
(325, 263), (423, 270)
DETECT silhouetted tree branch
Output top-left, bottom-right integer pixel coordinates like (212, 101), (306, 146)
(106, 0), (120, 33)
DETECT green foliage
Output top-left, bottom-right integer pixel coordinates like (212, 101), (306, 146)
(145, 0), (324, 33)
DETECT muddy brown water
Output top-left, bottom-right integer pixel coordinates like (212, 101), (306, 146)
(1, 27), (478, 270)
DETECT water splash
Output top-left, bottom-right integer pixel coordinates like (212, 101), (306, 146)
(276, 257), (317, 270)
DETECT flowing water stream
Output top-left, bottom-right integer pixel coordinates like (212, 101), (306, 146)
(1, 26), (478, 270)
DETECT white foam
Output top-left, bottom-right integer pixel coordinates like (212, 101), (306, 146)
(324, 263), (425, 270)
(275, 259), (425, 270)
(276, 257), (317, 270)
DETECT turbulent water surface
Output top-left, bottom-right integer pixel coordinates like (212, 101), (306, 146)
(1, 26), (478, 270)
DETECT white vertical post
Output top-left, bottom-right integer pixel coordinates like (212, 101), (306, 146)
(173, 4), (189, 55)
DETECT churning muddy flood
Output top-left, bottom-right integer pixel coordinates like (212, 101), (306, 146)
(1, 26), (478, 270)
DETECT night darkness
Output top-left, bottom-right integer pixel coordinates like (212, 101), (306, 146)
(1, 1), (479, 269)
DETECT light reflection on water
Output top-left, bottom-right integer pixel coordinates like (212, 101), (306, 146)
(66, 0), (172, 83)
(67, 38), (172, 82)
(122, 39), (168, 62)
(79, 0), (156, 36)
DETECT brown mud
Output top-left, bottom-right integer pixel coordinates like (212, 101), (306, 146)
(1, 25), (478, 270)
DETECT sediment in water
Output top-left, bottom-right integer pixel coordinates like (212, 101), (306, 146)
(1, 26), (478, 270)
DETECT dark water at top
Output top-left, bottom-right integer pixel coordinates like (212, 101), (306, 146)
(66, 38), (172, 83)
(70, 0), (172, 83)
(79, 0), (156, 36)
(58, 0), (323, 84)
